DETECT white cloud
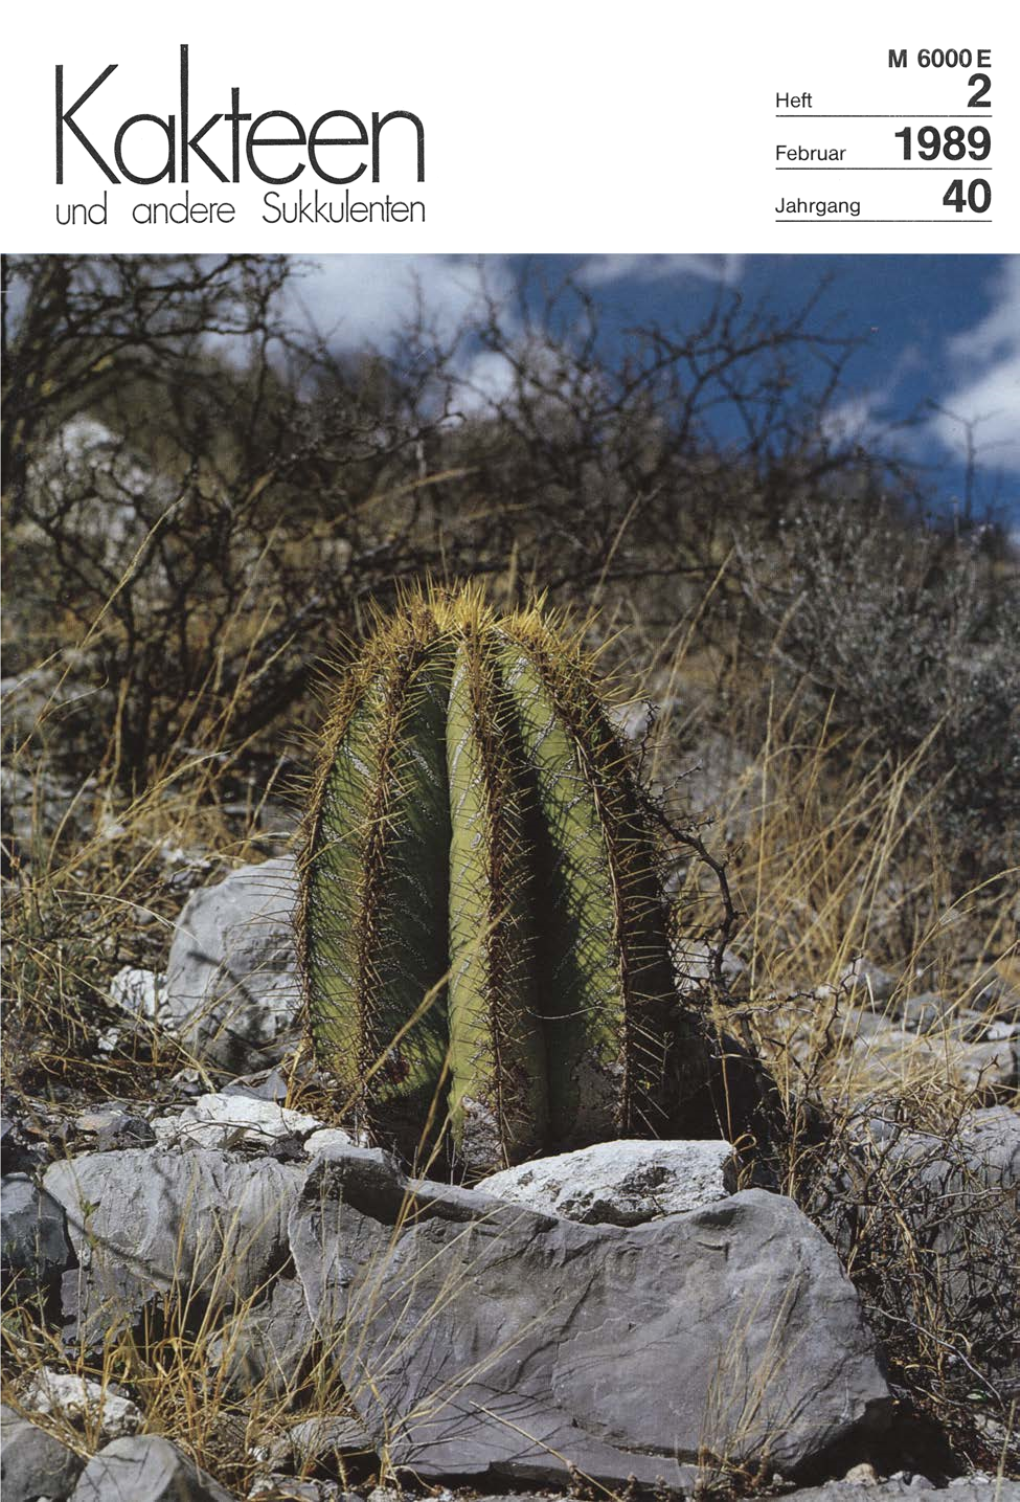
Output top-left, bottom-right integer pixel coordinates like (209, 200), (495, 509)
(286, 255), (515, 350)
(453, 347), (520, 412)
(820, 391), (886, 446)
(577, 254), (744, 288)
(289, 257), (633, 421)
(928, 258), (1020, 473)
(288, 253), (745, 358)
(285, 254), (748, 379)
(453, 332), (598, 417)
(818, 345), (924, 455)
(283, 254), (749, 419)
(928, 357), (1020, 469)
(947, 258), (1020, 364)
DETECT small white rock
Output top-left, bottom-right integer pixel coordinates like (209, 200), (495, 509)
(21, 1371), (141, 1442)
(152, 1092), (323, 1150)
(842, 1461), (879, 1486)
(109, 966), (166, 1021)
(304, 1126), (362, 1156)
(96, 1026), (121, 1056)
(840, 956), (898, 1005)
(476, 1139), (736, 1226)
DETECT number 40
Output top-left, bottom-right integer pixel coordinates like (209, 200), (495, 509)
(943, 179), (991, 212)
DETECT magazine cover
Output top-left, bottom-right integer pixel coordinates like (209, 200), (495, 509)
(2, 5), (1017, 1499)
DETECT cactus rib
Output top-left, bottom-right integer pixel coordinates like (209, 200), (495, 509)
(499, 616), (676, 1146)
(301, 608), (453, 1143)
(447, 624), (547, 1169)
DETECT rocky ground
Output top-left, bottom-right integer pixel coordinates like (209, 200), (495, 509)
(2, 837), (1018, 1502)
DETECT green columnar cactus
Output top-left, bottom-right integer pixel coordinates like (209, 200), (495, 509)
(300, 585), (704, 1173)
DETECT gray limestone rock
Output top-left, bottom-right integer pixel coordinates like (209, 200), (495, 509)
(164, 855), (301, 1071)
(95, 1116), (157, 1153)
(303, 1129), (362, 1159)
(1, 765), (87, 850)
(1, 1110), (48, 1175)
(43, 1149), (303, 1346)
(209, 1276), (315, 1400)
(108, 967), (166, 1023)
(287, 1142), (891, 1489)
(1, 1175), (73, 1291)
(671, 937), (749, 997)
(20, 1373), (141, 1444)
(810, 1105), (1020, 1376)
(789, 1481), (1020, 1502)
(223, 1068), (294, 1104)
(257, 1414), (376, 1472)
(68, 1434), (235, 1502)
(973, 976), (1020, 1025)
(248, 1480), (348, 1500)
(0, 1403), (83, 1502)
(848, 1021), (1018, 1097)
(248, 1479), (350, 1500)
(899, 993), (951, 1033)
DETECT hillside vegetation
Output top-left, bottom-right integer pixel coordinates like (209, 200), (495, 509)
(2, 254), (1018, 1497)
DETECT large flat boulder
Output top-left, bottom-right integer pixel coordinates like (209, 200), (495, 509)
(288, 1143), (891, 1489)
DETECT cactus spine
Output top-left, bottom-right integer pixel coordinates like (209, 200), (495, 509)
(300, 585), (701, 1174)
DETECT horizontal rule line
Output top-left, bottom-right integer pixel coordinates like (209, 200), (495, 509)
(775, 114), (993, 118)
(775, 166), (994, 171)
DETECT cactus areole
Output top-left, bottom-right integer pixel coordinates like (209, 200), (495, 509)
(299, 585), (709, 1175)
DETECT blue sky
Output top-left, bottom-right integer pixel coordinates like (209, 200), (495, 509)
(291, 254), (1020, 531)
